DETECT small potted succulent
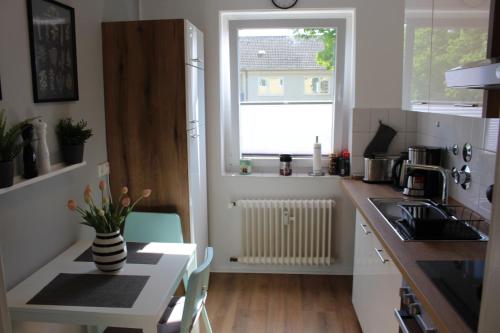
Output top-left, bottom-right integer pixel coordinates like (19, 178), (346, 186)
(0, 110), (35, 188)
(56, 118), (93, 165)
(67, 181), (151, 272)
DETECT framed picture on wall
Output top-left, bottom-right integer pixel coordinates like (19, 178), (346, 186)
(26, 0), (78, 103)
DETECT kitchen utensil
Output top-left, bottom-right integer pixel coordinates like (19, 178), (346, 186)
(403, 146), (442, 197)
(363, 155), (399, 183)
(391, 151), (409, 188)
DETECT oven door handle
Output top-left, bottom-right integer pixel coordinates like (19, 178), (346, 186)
(394, 309), (412, 333)
(415, 313), (438, 333)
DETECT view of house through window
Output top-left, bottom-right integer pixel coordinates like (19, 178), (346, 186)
(238, 28), (336, 156)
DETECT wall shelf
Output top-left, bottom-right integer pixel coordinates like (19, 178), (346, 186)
(0, 162), (87, 196)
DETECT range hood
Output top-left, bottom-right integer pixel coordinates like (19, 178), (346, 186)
(446, 58), (500, 89)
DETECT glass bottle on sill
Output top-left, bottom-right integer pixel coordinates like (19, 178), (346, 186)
(279, 154), (292, 176)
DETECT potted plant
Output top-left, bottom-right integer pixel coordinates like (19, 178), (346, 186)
(0, 110), (35, 188)
(56, 118), (93, 165)
(67, 181), (151, 272)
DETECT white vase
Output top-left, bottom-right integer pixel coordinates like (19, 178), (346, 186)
(92, 230), (127, 272)
(35, 120), (51, 174)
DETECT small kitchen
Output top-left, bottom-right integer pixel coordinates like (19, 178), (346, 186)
(343, 0), (500, 332)
(1, 0), (500, 333)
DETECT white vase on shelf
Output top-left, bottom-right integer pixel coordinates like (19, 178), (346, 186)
(35, 120), (51, 174)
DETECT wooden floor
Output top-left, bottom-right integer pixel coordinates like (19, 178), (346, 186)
(203, 273), (362, 333)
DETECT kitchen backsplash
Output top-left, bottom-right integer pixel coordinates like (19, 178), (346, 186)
(351, 108), (498, 219)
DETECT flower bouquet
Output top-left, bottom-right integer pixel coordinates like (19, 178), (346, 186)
(67, 181), (151, 272)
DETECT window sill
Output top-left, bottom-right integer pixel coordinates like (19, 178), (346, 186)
(222, 171), (344, 179)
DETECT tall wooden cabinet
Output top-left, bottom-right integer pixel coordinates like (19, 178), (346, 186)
(102, 19), (208, 263)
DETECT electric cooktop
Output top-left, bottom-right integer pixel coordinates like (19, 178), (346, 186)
(417, 260), (485, 331)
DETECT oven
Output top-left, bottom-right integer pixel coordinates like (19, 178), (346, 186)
(395, 282), (438, 333)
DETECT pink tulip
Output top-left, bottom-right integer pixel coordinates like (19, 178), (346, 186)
(142, 189), (152, 198)
(84, 185), (92, 194)
(67, 200), (77, 211)
(99, 180), (106, 191)
(121, 197), (131, 207)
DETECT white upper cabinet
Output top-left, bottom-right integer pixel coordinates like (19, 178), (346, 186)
(402, 0), (433, 113)
(402, 0), (490, 117)
(185, 21), (204, 68)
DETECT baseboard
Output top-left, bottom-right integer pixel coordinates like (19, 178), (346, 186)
(211, 264), (353, 275)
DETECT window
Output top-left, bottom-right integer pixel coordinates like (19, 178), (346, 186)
(238, 27), (336, 155)
(220, 11), (354, 173)
(304, 76), (330, 95)
(257, 77), (284, 96)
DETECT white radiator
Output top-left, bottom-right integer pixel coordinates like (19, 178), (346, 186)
(235, 199), (335, 266)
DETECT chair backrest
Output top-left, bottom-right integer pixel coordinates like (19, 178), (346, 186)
(180, 247), (214, 333)
(123, 212), (184, 243)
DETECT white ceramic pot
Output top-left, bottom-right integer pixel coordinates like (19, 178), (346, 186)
(92, 230), (127, 272)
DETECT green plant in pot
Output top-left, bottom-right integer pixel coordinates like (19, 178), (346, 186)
(56, 118), (93, 165)
(0, 110), (34, 189)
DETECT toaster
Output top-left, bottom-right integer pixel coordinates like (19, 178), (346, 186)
(363, 156), (399, 183)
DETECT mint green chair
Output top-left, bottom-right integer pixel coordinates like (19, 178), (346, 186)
(123, 212), (196, 288)
(124, 212), (184, 244)
(103, 247), (214, 333)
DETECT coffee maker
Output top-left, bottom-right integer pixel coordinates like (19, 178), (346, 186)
(403, 146), (442, 197)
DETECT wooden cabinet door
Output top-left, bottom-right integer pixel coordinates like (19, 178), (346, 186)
(102, 20), (192, 241)
(402, 0), (434, 113)
(428, 0), (489, 116)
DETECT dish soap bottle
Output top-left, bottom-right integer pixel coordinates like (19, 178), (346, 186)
(313, 136), (322, 175)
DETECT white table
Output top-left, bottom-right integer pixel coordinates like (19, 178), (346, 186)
(7, 241), (196, 333)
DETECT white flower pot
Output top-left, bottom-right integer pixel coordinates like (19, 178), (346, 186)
(92, 230), (127, 272)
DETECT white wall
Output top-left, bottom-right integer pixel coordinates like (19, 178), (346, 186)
(0, 0), (133, 332)
(139, 0), (405, 273)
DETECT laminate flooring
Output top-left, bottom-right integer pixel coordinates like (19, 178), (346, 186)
(203, 273), (362, 333)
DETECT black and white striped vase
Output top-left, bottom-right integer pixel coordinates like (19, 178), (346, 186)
(92, 230), (127, 272)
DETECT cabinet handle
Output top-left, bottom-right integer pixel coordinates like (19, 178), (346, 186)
(190, 134), (199, 139)
(359, 223), (371, 235)
(192, 58), (202, 62)
(374, 248), (388, 263)
(415, 313), (438, 333)
(189, 120), (199, 124)
(394, 309), (411, 333)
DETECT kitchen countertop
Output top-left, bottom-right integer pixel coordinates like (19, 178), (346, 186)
(341, 179), (487, 333)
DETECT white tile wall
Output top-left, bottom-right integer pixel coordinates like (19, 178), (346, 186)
(350, 109), (498, 219)
(351, 108), (419, 177)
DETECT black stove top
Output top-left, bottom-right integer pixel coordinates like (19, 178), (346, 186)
(417, 260), (485, 331)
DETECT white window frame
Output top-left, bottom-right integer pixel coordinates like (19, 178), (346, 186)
(304, 76), (331, 95)
(220, 10), (355, 174)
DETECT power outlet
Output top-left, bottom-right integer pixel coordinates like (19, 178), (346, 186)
(97, 161), (110, 177)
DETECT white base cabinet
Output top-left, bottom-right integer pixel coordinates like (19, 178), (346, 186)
(352, 210), (402, 333)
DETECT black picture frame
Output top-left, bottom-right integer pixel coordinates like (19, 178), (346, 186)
(26, 0), (78, 103)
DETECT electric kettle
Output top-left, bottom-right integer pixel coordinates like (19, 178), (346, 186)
(391, 152), (409, 188)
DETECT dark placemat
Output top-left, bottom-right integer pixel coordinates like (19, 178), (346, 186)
(75, 242), (163, 265)
(27, 273), (149, 308)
